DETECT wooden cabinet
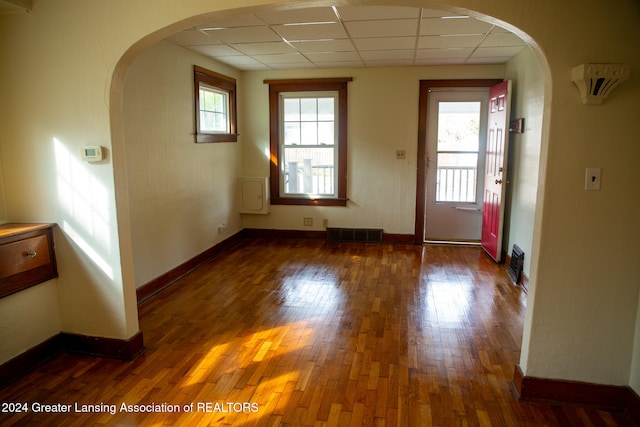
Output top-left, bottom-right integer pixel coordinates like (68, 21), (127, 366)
(0, 223), (57, 299)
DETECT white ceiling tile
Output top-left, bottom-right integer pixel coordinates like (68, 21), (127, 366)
(471, 46), (526, 58)
(217, 56), (271, 70)
(415, 57), (466, 65)
(345, 19), (418, 38)
(269, 62), (317, 70)
(188, 44), (243, 57)
(336, 6), (420, 21)
(480, 32), (527, 47)
(416, 48), (474, 59)
(420, 8), (459, 18)
(313, 60), (365, 68)
(465, 56), (512, 64)
(253, 52), (311, 64)
(420, 17), (492, 36)
(204, 26), (280, 44)
(364, 59), (414, 67)
(353, 36), (416, 51)
(305, 51), (361, 62)
(256, 7), (337, 25)
(418, 35), (483, 49)
(488, 25), (512, 33)
(165, 29), (220, 46)
(231, 41), (296, 55)
(273, 22), (348, 41)
(289, 39), (355, 53)
(360, 49), (414, 61)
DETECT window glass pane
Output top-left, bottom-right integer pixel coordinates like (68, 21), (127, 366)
(284, 122), (300, 145)
(317, 98), (334, 121)
(284, 98), (300, 121)
(199, 84), (229, 133)
(435, 101), (481, 203)
(437, 102), (480, 152)
(283, 146), (335, 195)
(300, 98), (317, 121)
(301, 122), (318, 145)
(436, 153), (478, 202)
(318, 122), (334, 145)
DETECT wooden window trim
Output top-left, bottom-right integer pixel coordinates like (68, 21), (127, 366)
(194, 66), (237, 143)
(266, 77), (352, 207)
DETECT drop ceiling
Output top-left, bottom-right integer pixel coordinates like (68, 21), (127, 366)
(166, 5), (527, 70)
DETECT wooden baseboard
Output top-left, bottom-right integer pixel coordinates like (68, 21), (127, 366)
(243, 228), (325, 240)
(383, 233), (414, 244)
(626, 387), (640, 423)
(243, 228), (414, 244)
(0, 335), (63, 387)
(60, 331), (144, 360)
(513, 365), (639, 422)
(136, 231), (245, 303)
(0, 332), (144, 388)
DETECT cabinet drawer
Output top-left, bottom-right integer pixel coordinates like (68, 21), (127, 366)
(0, 223), (57, 299)
(0, 235), (51, 278)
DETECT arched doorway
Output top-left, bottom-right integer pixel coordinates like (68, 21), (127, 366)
(110, 0), (551, 395)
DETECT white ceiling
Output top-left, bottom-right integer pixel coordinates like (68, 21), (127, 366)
(166, 5), (527, 71)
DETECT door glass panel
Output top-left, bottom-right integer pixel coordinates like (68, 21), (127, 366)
(436, 101), (481, 202)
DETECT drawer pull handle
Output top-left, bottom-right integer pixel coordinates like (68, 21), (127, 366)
(24, 250), (37, 258)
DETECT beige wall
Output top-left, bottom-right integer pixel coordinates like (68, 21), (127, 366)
(240, 65), (504, 233)
(0, 0), (638, 394)
(123, 41), (243, 288)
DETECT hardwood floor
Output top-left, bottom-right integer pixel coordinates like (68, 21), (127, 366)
(0, 239), (634, 426)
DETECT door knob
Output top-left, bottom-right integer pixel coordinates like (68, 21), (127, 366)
(495, 179), (503, 184)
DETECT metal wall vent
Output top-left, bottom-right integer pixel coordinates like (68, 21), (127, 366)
(507, 244), (524, 284)
(326, 228), (383, 243)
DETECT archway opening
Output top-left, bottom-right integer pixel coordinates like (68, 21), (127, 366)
(110, 0), (551, 381)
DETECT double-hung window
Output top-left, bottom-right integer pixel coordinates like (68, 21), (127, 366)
(266, 78), (351, 206)
(194, 66), (237, 143)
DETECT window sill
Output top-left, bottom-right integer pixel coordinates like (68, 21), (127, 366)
(271, 197), (348, 207)
(196, 133), (238, 143)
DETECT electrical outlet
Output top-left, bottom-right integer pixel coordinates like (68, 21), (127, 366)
(217, 222), (227, 234)
(395, 150), (406, 160)
(303, 217), (313, 226)
(585, 167), (601, 191)
(322, 219), (328, 228)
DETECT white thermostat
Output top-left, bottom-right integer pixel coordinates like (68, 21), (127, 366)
(81, 146), (103, 162)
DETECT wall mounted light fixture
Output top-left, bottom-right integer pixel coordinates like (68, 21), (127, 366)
(571, 64), (630, 105)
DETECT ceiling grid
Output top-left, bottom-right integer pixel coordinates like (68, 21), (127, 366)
(165, 6), (527, 70)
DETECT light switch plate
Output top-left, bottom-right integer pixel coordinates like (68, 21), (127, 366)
(585, 167), (601, 191)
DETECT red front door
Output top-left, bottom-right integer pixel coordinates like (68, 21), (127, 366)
(481, 81), (511, 261)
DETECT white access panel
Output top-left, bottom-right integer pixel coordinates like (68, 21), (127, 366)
(238, 177), (270, 214)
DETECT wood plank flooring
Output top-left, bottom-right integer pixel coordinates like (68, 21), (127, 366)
(0, 239), (634, 426)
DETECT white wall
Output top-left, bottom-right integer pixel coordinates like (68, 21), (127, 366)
(240, 65), (504, 234)
(502, 47), (543, 278)
(123, 41), (243, 288)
